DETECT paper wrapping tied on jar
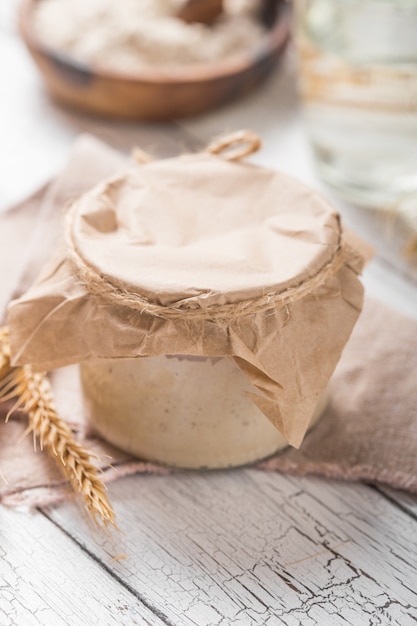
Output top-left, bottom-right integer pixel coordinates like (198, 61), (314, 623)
(7, 131), (370, 468)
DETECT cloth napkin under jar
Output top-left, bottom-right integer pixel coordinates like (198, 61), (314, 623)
(1, 135), (416, 509)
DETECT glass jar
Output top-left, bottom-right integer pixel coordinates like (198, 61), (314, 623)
(8, 131), (364, 468)
(295, 0), (417, 209)
(80, 355), (328, 469)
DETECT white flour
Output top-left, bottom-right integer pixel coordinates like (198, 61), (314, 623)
(33, 0), (265, 71)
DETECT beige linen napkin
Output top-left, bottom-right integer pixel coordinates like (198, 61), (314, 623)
(1, 135), (416, 509)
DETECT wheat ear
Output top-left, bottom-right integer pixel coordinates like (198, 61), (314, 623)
(0, 327), (11, 380)
(0, 327), (116, 527)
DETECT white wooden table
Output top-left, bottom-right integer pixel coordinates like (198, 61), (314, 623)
(2, 3), (417, 624)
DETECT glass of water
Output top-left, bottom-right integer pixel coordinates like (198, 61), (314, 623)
(294, 0), (417, 211)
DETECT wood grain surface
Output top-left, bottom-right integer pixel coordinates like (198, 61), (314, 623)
(0, 505), (166, 625)
(46, 472), (417, 626)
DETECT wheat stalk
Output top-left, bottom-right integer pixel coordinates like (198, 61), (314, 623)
(0, 327), (116, 527)
(0, 327), (11, 381)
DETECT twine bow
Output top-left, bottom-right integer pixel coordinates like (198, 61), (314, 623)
(132, 129), (262, 165)
(205, 129), (262, 161)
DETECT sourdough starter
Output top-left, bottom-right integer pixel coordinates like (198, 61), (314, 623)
(80, 355), (327, 469)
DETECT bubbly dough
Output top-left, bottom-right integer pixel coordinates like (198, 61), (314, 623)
(80, 355), (327, 469)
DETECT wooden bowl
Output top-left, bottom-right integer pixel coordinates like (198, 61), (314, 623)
(19, 0), (291, 120)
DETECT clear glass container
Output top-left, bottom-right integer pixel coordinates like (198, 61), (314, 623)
(295, 0), (417, 209)
(80, 355), (327, 469)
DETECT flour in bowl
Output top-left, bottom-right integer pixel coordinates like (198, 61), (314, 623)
(33, 0), (265, 71)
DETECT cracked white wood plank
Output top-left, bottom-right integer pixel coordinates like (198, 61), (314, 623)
(0, 505), (166, 626)
(45, 471), (417, 626)
(377, 487), (417, 520)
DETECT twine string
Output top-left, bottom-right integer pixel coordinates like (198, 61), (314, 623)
(205, 129), (262, 161)
(66, 131), (358, 321)
(132, 130), (262, 166)
(67, 214), (354, 321)
(132, 146), (153, 164)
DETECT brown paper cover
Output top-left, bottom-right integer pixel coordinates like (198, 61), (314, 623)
(7, 135), (369, 447)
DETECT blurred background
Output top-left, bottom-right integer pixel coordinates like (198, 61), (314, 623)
(1, 0), (416, 317)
